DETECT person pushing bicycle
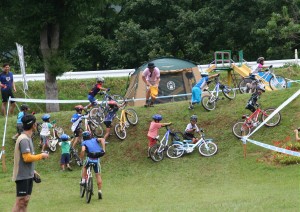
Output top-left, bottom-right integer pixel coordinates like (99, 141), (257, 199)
(184, 115), (201, 144)
(80, 131), (106, 200)
(245, 84), (265, 113)
(250, 57), (270, 80)
(70, 105), (85, 149)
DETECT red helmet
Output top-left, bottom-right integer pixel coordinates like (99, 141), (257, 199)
(74, 105), (84, 111)
(108, 100), (117, 106)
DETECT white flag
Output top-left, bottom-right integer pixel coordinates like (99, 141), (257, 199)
(16, 43), (28, 91)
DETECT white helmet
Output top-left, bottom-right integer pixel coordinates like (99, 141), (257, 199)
(201, 71), (209, 76)
(97, 77), (104, 83)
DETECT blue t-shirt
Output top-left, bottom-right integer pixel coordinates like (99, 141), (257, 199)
(194, 76), (209, 89)
(82, 138), (103, 161)
(104, 106), (118, 122)
(0, 71), (14, 90)
(17, 111), (25, 124)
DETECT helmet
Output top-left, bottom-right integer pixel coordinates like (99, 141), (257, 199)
(190, 115), (198, 122)
(42, 114), (51, 121)
(152, 114), (162, 121)
(97, 77), (104, 83)
(108, 100), (117, 107)
(74, 105), (84, 112)
(20, 104), (29, 111)
(257, 57), (265, 63)
(60, 134), (70, 141)
(147, 62), (155, 68)
(82, 131), (91, 140)
(201, 71), (209, 77)
(257, 84), (265, 92)
(21, 114), (36, 130)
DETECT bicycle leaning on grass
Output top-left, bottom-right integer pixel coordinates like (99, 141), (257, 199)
(167, 128), (218, 158)
(232, 104), (281, 138)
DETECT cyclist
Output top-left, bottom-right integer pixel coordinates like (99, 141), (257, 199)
(80, 131), (106, 200)
(184, 115), (201, 144)
(84, 77), (110, 111)
(147, 114), (171, 157)
(40, 114), (54, 152)
(245, 84), (265, 113)
(250, 57), (270, 80)
(70, 105), (85, 149)
(189, 71), (219, 110)
(12, 104), (30, 140)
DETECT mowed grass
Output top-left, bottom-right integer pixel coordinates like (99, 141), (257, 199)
(0, 85), (300, 211)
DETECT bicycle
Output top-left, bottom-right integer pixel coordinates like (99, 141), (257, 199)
(45, 121), (64, 152)
(70, 146), (83, 166)
(83, 112), (104, 137)
(148, 124), (183, 162)
(80, 163), (94, 203)
(232, 105), (281, 138)
(238, 66), (287, 94)
(167, 128), (218, 158)
(114, 106), (138, 140)
(201, 76), (236, 111)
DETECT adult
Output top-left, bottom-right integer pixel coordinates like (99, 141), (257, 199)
(142, 62), (160, 107)
(12, 114), (49, 212)
(294, 128), (300, 142)
(0, 63), (17, 116)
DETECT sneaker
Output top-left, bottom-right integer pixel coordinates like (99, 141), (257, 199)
(98, 191), (102, 199)
(67, 166), (72, 171)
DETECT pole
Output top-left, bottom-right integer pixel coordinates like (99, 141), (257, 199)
(1, 98), (10, 172)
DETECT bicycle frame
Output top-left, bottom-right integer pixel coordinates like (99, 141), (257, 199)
(155, 126), (173, 154)
(115, 109), (129, 131)
(241, 107), (268, 130)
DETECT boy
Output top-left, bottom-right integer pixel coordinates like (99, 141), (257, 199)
(71, 105), (85, 149)
(40, 114), (54, 152)
(12, 104), (29, 140)
(59, 134), (72, 171)
(245, 84), (265, 113)
(184, 115), (201, 144)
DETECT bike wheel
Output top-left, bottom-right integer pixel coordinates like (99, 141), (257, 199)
(86, 177), (93, 203)
(222, 85), (236, 100)
(72, 151), (82, 166)
(90, 107), (105, 124)
(125, 108), (138, 125)
(201, 95), (216, 111)
(261, 108), (281, 127)
(149, 144), (164, 162)
(89, 122), (104, 137)
(114, 123), (127, 140)
(239, 78), (254, 94)
(112, 94), (125, 105)
(198, 142), (218, 157)
(232, 122), (251, 138)
(48, 142), (56, 152)
(80, 178), (85, 198)
(269, 75), (287, 90)
(171, 131), (185, 141)
(166, 144), (184, 159)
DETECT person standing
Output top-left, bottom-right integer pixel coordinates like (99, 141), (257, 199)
(12, 114), (49, 212)
(142, 62), (160, 107)
(0, 63), (17, 116)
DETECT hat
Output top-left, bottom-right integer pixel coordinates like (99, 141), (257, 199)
(148, 62), (155, 68)
(21, 114), (36, 129)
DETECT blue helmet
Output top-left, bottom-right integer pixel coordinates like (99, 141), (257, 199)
(60, 134), (69, 141)
(152, 114), (162, 121)
(82, 131), (91, 140)
(42, 114), (51, 121)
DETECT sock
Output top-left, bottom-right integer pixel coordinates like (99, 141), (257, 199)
(98, 190), (102, 193)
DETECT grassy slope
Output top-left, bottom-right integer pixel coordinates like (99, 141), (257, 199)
(0, 71), (300, 211)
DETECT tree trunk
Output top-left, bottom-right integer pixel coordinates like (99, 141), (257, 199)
(40, 23), (60, 112)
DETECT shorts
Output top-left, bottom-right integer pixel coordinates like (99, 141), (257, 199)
(104, 121), (112, 128)
(148, 136), (156, 147)
(40, 135), (48, 145)
(84, 160), (101, 174)
(73, 128), (81, 137)
(16, 123), (23, 134)
(191, 87), (202, 104)
(61, 153), (70, 164)
(88, 95), (97, 105)
(16, 178), (33, 197)
(184, 132), (195, 140)
(1, 89), (15, 103)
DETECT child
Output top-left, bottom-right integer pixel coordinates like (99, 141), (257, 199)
(184, 115), (201, 144)
(71, 105), (84, 149)
(103, 100), (125, 143)
(250, 57), (270, 80)
(189, 71), (219, 109)
(59, 134), (72, 171)
(147, 114), (171, 156)
(245, 84), (265, 112)
(12, 104), (29, 140)
(40, 114), (54, 152)
(84, 77), (109, 110)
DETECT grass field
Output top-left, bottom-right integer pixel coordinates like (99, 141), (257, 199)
(0, 77), (300, 211)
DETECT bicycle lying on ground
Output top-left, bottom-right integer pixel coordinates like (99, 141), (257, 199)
(238, 65), (287, 94)
(167, 128), (218, 158)
(148, 124), (183, 162)
(201, 76), (236, 111)
(45, 121), (64, 152)
(80, 163), (94, 203)
(232, 105), (281, 138)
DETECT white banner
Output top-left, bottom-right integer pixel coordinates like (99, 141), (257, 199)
(16, 43), (28, 91)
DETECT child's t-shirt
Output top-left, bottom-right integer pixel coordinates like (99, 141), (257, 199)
(71, 113), (82, 132)
(88, 83), (102, 97)
(61, 141), (71, 154)
(104, 106), (119, 122)
(40, 122), (53, 136)
(17, 111), (25, 124)
(185, 123), (200, 134)
(194, 76), (209, 90)
(251, 63), (263, 75)
(147, 121), (163, 138)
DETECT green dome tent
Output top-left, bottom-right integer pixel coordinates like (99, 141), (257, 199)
(125, 57), (201, 106)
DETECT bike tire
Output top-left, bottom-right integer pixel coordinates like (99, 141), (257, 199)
(89, 122), (104, 137)
(166, 144), (184, 159)
(48, 142), (56, 152)
(269, 75), (287, 90)
(112, 94), (125, 105)
(239, 78), (254, 94)
(86, 177), (93, 203)
(201, 95), (216, 111)
(232, 122), (251, 138)
(198, 142), (218, 157)
(149, 144), (164, 162)
(90, 107), (105, 124)
(261, 108), (281, 127)
(125, 108), (138, 125)
(55, 127), (64, 138)
(222, 85), (236, 100)
(72, 151), (82, 166)
(114, 123), (127, 140)
(80, 178), (85, 198)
